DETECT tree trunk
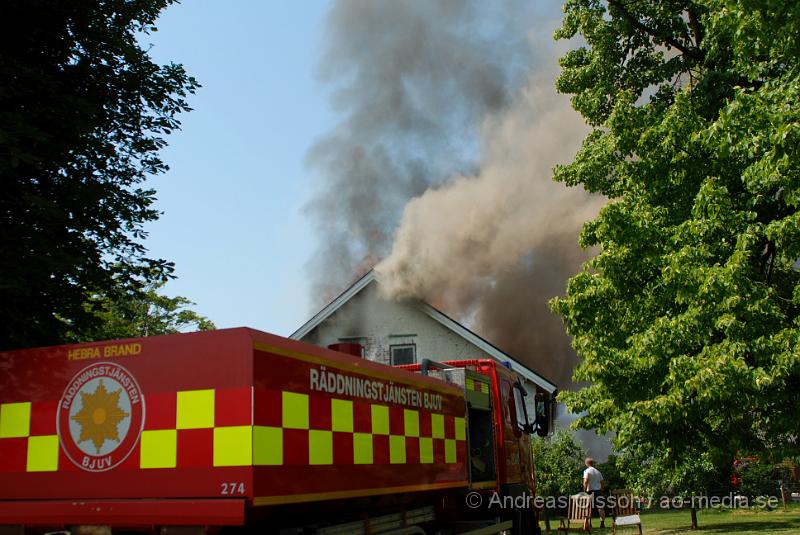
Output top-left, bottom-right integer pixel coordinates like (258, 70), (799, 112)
(690, 507), (699, 529)
(781, 482), (788, 512)
(543, 508), (551, 532)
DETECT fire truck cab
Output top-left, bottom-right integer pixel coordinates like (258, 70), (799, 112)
(399, 358), (547, 529)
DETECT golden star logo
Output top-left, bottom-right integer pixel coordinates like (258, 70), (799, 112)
(72, 379), (130, 453)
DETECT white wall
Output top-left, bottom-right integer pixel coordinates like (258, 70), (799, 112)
(303, 283), (495, 364)
(301, 281), (541, 416)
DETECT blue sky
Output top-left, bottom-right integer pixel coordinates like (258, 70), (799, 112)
(141, 1), (333, 336)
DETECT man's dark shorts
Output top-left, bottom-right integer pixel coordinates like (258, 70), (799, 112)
(589, 490), (606, 517)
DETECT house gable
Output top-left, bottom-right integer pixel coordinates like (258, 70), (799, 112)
(292, 271), (557, 394)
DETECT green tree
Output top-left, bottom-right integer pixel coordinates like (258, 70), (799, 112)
(0, 0), (199, 350)
(551, 0), (799, 528)
(532, 429), (587, 530)
(596, 454), (625, 491)
(734, 459), (794, 503)
(615, 443), (726, 524)
(71, 280), (216, 342)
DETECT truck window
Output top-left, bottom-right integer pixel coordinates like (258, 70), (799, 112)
(513, 385), (528, 432)
(500, 380), (513, 426)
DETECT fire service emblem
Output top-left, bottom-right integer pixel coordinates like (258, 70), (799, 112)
(58, 362), (145, 472)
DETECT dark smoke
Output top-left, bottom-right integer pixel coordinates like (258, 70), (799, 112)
(474, 243), (588, 389)
(375, 74), (602, 390)
(307, 0), (603, 387)
(307, 0), (609, 457)
(306, 0), (539, 303)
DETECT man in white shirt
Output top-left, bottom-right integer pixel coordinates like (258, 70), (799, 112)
(583, 457), (606, 528)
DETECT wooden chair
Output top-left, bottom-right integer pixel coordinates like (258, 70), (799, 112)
(610, 489), (642, 534)
(557, 493), (593, 533)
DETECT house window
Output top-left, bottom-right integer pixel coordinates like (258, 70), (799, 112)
(390, 344), (416, 365)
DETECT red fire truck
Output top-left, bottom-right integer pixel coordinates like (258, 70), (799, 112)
(0, 328), (550, 534)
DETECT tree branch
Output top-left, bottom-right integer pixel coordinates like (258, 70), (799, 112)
(686, 6), (704, 50)
(607, 0), (705, 63)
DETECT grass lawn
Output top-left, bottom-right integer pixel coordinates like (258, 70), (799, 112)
(547, 504), (800, 534)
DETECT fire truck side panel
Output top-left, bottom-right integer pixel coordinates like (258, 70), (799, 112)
(0, 329), (255, 503)
(248, 335), (469, 506)
(0, 328), (473, 527)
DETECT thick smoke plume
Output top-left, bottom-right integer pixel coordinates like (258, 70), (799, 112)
(307, 0), (603, 394)
(306, 0), (538, 302)
(376, 78), (603, 387)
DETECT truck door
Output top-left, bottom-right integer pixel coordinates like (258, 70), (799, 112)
(465, 372), (497, 489)
(512, 382), (535, 492)
(498, 374), (534, 490)
(499, 378), (522, 484)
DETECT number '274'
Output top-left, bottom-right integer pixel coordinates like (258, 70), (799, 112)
(221, 482), (245, 495)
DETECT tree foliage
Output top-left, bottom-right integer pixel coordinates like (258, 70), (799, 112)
(70, 280), (216, 342)
(734, 459), (794, 501)
(532, 429), (587, 528)
(596, 454), (625, 491)
(533, 429), (587, 499)
(552, 0), (799, 506)
(0, 0), (199, 350)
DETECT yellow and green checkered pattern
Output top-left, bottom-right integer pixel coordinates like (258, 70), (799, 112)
(1, 389), (467, 472)
(139, 388), (253, 469)
(465, 377), (490, 394)
(0, 401), (59, 472)
(250, 390), (467, 467)
(139, 427), (256, 469)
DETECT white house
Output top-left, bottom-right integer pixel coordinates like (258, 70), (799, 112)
(291, 270), (557, 420)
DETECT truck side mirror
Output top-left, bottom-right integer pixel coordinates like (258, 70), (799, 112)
(534, 392), (550, 437)
(523, 422), (536, 434)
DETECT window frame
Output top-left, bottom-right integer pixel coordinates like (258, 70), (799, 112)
(512, 383), (531, 435)
(389, 343), (417, 366)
